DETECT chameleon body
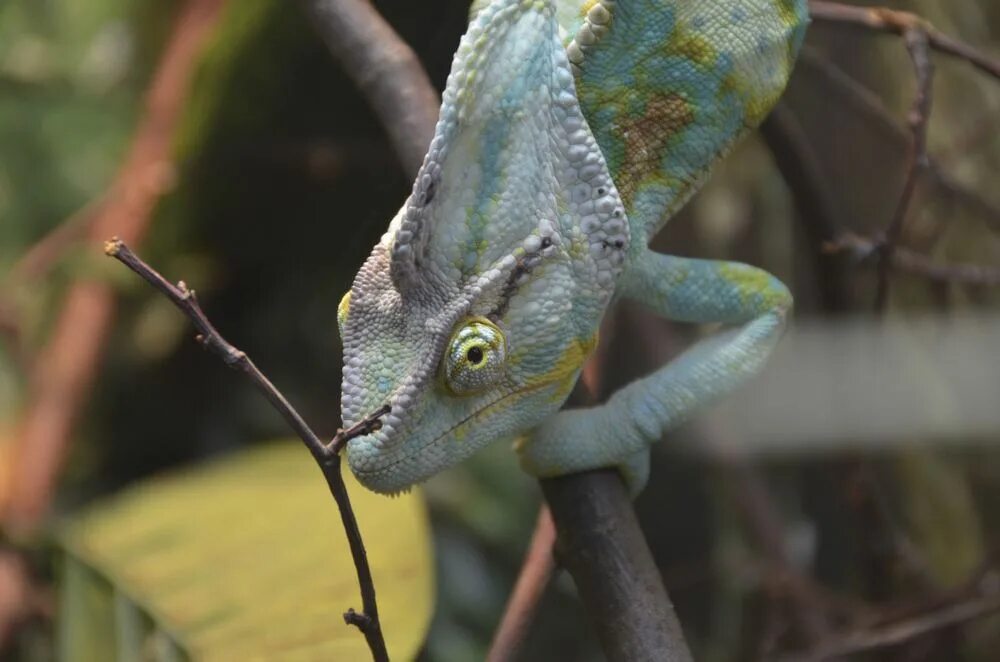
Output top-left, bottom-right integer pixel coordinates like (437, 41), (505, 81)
(339, 0), (808, 494)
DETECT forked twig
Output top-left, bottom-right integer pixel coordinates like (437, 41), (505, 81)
(875, 26), (934, 312)
(809, 2), (1000, 81)
(807, 2), (1000, 308)
(105, 238), (390, 662)
(825, 233), (1000, 287)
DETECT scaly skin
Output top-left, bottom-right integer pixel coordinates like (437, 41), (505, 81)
(339, 0), (807, 495)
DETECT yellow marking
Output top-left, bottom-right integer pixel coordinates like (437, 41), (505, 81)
(719, 263), (790, 311)
(447, 377), (557, 443)
(444, 331), (599, 445)
(775, 0), (802, 28)
(337, 290), (351, 331)
(665, 28), (716, 68)
(523, 330), (599, 389)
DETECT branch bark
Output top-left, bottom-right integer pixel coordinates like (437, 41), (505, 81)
(300, 0), (440, 178)
(542, 471), (695, 662)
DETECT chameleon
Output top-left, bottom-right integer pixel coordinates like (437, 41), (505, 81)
(338, 0), (808, 495)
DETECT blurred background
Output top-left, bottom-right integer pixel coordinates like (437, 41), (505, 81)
(1, 0), (999, 660)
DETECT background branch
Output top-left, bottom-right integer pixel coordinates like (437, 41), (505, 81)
(300, 0), (440, 178)
(485, 506), (557, 662)
(785, 591), (1000, 662)
(826, 233), (1000, 287)
(809, 1), (1000, 81)
(4, 0), (227, 541)
(874, 26), (934, 312)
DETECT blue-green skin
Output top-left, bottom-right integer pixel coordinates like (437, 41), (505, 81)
(339, 0), (808, 495)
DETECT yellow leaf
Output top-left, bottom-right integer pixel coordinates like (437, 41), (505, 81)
(59, 441), (434, 661)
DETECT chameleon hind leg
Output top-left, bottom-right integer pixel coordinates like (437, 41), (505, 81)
(517, 249), (791, 493)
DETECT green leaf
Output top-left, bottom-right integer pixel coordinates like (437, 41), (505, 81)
(59, 441), (434, 660)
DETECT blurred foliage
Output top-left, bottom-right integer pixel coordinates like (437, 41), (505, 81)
(58, 442), (432, 661)
(1, 0), (999, 660)
(0, 0), (139, 268)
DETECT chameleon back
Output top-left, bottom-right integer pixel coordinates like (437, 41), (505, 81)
(549, 0), (808, 244)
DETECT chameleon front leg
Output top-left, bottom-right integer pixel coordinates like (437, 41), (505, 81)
(518, 249), (791, 492)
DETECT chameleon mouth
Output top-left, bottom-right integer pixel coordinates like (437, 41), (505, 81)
(348, 380), (555, 494)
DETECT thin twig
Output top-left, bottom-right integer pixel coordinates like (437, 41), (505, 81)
(797, 47), (1000, 236)
(809, 2), (1000, 82)
(826, 233), (1000, 287)
(783, 592), (1000, 662)
(716, 448), (833, 645)
(486, 506), (557, 662)
(872, 26), (934, 312)
(104, 238), (390, 662)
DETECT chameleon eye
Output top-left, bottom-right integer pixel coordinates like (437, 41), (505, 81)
(444, 318), (507, 395)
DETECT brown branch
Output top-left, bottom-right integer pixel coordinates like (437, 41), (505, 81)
(0, 196), (108, 367)
(530, 316), (695, 660)
(783, 591), (1000, 662)
(5, 195), (107, 285)
(486, 506), (557, 662)
(542, 470), (694, 662)
(760, 101), (854, 312)
(486, 315), (621, 661)
(874, 26), (934, 312)
(104, 238), (390, 662)
(4, 0), (227, 540)
(809, 2), (1000, 82)
(299, 0), (440, 179)
(0, 551), (32, 645)
(718, 449), (834, 646)
(825, 233), (1000, 287)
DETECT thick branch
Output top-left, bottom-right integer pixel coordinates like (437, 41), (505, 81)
(542, 470), (694, 662)
(105, 239), (390, 662)
(300, 0), (440, 178)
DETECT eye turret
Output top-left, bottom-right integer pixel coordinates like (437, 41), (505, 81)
(444, 318), (507, 395)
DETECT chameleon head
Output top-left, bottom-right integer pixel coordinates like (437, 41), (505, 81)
(338, 214), (603, 495)
(337, 0), (623, 494)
